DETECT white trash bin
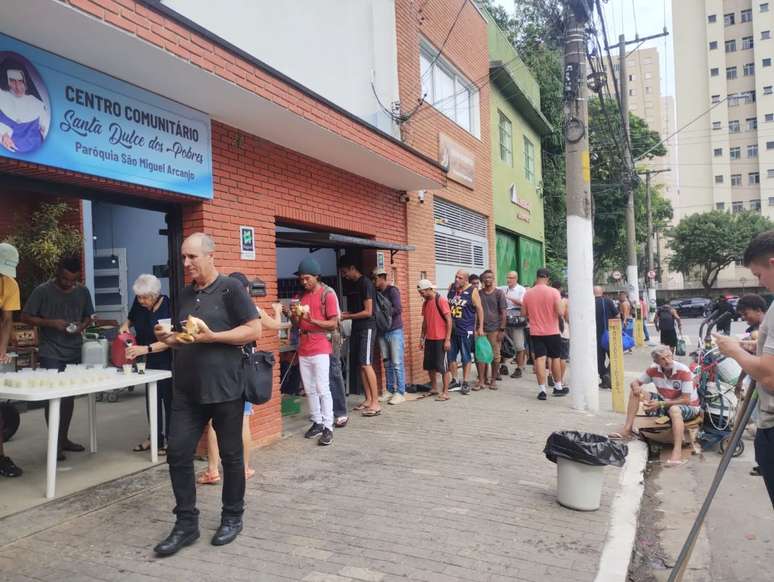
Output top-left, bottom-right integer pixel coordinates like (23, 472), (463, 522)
(556, 457), (605, 511)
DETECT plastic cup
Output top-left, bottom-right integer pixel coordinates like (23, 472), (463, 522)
(122, 364), (132, 375)
(136, 361), (146, 374)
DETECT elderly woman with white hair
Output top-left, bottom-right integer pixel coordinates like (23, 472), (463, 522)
(119, 274), (172, 453)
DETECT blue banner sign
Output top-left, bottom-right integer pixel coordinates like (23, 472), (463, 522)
(0, 33), (212, 199)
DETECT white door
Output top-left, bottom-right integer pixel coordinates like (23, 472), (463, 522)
(433, 197), (488, 291)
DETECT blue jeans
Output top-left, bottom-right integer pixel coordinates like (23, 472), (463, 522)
(378, 328), (406, 395)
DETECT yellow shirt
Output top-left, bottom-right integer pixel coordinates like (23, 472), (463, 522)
(0, 274), (20, 311)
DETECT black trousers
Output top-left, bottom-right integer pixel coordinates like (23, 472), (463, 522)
(166, 395), (245, 526)
(754, 426), (774, 508)
(39, 356), (79, 446)
(145, 377), (173, 448)
(596, 336), (610, 382)
(330, 355), (347, 418)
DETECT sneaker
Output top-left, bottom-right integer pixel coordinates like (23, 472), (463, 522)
(537, 391), (547, 401)
(552, 387), (570, 397)
(460, 381), (471, 395)
(379, 392), (393, 403)
(318, 428), (333, 446)
(388, 393), (406, 405)
(449, 378), (460, 389)
(0, 456), (22, 478)
(547, 376), (555, 387)
(304, 423), (324, 439)
(751, 466), (762, 476)
(510, 368), (523, 379)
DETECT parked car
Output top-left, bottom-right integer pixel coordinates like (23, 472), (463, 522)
(674, 297), (713, 318)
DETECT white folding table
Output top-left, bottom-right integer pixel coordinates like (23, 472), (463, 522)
(0, 369), (172, 499)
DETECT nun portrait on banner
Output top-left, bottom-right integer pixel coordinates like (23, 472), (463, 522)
(0, 55), (50, 154)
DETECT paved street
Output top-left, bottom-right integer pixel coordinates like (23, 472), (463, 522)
(0, 369), (630, 582)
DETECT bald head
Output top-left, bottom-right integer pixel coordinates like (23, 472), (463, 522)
(454, 269), (469, 289)
(182, 232), (216, 285)
(593, 286), (604, 297)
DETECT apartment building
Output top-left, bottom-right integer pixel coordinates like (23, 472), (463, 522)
(673, 0), (774, 288)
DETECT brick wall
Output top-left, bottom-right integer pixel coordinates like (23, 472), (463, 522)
(395, 0), (494, 385)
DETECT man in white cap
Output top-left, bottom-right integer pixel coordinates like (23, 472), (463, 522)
(0, 61), (49, 153)
(418, 279), (453, 401)
(0, 242), (22, 477)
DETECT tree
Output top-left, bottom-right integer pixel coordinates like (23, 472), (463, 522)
(666, 210), (773, 292)
(588, 96), (668, 275)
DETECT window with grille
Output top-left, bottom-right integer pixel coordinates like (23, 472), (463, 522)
(711, 67), (719, 77)
(729, 120), (741, 132)
(751, 199), (762, 211)
(726, 66), (738, 79)
(749, 144), (758, 158)
(762, 3), (770, 14)
(716, 175), (725, 183)
(764, 58), (773, 67)
(733, 201), (744, 213)
(714, 148), (723, 157)
(768, 169), (774, 178)
(746, 117), (757, 131)
(769, 196), (774, 206)
(744, 63), (755, 76)
(763, 30), (771, 40)
(766, 86), (774, 95)
(712, 94), (721, 104)
(725, 13), (735, 26)
(524, 137), (535, 183)
(767, 113), (774, 122)
(709, 40), (718, 50)
(750, 172), (760, 184)
(743, 36), (754, 50)
(498, 111), (512, 166)
(742, 9), (753, 22)
(731, 147), (741, 159)
(709, 14), (717, 23)
(717, 202), (725, 210)
(726, 39), (737, 52)
(732, 174), (742, 186)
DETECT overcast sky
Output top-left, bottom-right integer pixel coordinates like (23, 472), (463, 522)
(493, 0), (675, 97)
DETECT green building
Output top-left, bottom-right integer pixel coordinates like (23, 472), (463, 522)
(486, 14), (552, 286)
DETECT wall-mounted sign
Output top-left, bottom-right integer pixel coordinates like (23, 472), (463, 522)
(438, 132), (475, 189)
(240, 226), (255, 260)
(376, 251), (385, 271)
(0, 33), (213, 198)
(517, 211), (531, 223)
(515, 199), (531, 211)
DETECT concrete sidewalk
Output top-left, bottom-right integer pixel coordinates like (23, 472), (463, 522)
(0, 369), (645, 582)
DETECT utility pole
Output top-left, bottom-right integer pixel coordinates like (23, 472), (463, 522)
(563, 1), (597, 412)
(638, 167), (671, 315)
(618, 34), (639, 310)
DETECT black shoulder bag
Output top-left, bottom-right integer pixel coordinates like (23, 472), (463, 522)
(242, 345), (275, 405)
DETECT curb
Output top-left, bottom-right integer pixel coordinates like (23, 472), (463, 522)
(594, 439), (649, 582)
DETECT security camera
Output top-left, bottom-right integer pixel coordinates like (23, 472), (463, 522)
(418, 190), (426, 204)
(399, 193), (410, 203)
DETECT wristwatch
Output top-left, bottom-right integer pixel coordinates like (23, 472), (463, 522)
(147, 344), (153, 354)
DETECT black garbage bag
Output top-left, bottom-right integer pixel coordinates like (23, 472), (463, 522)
(544, 431), (628, 467)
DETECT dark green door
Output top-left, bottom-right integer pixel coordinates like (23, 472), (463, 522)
(495, 231), (518, 286)
(518, 236), (543, 287)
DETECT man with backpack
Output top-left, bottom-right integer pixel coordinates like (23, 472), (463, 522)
(340, 255), (380, 416)
(291, 257), (338, 446)
(654, 303), (682, 354)
(418, 279), (453, 400)
(372, 269), (406, 405)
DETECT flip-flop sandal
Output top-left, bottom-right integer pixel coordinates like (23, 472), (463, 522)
(418, 392), (439, 399)
(353, 403), (369, 411)
(196, 471), (221, 485)
(361, 409), (382, 417)
(132, 442), (151, 452)
(435, 395), (450, 401)
(472, 385), (483, 391)
(335, 417), (349, 428)
(664, 459), (687, 467)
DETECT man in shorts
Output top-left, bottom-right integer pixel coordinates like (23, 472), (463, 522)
(616, 345), (700, 466)
(521, 268), (567, 400)
(477, 270), (506, 389)
(447, 269), (484, 395)
(418, 279), (452, 400)
(500, 271), (527, 378)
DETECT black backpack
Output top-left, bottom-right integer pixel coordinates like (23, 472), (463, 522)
(657, 305), (675, 331)
(375, 289), (393, 332)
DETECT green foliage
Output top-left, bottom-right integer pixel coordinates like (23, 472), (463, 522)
(5, 202), (83, 301)
(588, 96), (669, 275)
(667, 210), (773, 291)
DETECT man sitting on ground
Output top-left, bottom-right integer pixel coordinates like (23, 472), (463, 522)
(616, 345), (701, 466)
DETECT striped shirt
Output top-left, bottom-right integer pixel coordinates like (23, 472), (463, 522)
(638, 361), (699, 406)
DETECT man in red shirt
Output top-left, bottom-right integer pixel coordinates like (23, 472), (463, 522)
(521, 268), (568, 401)
(418, 279), (453, 401)
(291, 257), (339, 446)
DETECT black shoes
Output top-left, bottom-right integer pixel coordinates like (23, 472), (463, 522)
(751, 466), (762, 476)
(537, 391), (547, 401)
(552, 387), (570, 397)
(547, 376), (555, 387)
(318, 427), (333, 446)
(154, 525), (200, 556)
(0, 456), (22, 477)
(460, 382), (471, 395)
(211, 518), (243, 546)
(304, 422), (324, 439)
(510, 368), (523, 379)
(62, 440), (85, 452)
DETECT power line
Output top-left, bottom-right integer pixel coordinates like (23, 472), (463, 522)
(419, 0), (469, 83)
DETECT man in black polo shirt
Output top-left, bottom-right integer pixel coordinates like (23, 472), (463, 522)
(153, 233), (261, 556)
(340, 255), (380, 416)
